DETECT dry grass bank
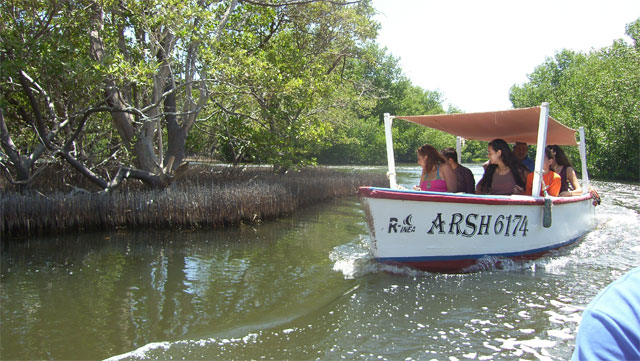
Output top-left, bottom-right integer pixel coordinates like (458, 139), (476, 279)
(1, 165), (387, 239)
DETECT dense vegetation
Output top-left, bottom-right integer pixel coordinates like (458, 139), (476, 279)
(1, 1), (638, 194)
(510, 20), (640, 180)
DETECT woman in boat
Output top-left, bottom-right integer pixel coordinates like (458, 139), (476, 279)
(547, 145), (583, 196)
(523, 147), (561, 196)
(413, 144), (457, 192)
(476, 139), (525, 195)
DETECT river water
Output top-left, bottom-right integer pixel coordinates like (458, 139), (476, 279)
(1, 165), (638, 360)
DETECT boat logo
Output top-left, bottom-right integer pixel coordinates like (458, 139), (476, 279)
(388, 215), (416, 233)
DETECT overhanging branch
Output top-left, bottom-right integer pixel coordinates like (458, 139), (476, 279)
(241, 0), (361, 7)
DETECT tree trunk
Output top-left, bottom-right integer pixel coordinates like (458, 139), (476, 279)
(0, 109), (30, 188)
(89, 3), (135, 148)
(89, 2), (160, 174)
(163, 79), (187, 170)
(134, 121), (162, 174)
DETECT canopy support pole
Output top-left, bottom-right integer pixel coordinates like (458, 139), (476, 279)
(384, 113), (397, 189)
(578, 127), (590, 194)
(532, 103), (550, 197)
(456, 136), (462, 164)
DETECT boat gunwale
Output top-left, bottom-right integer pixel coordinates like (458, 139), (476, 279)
(359, 186), (592, 206)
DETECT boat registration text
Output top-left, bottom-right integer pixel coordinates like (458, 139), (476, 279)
(388, 213), (530, 238)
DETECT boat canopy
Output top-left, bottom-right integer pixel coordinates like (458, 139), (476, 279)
(395, 106), (577, 146)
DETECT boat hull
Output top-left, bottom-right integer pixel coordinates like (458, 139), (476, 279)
(359, 187), (596, 273)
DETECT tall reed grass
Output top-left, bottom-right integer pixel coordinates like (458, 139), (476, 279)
(1, 166), (387, 239)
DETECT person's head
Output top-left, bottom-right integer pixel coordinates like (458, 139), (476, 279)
(479, 139), (524, 192)
(441, 147), (459, 166)
(513, 142), (529, 161)
(543, 147), (554, 172)
(546, 145), (572, 168)
(487, 139), (515, 167)
(417, 144), (446, 172)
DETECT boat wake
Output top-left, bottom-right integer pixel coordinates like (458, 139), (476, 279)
(329, 235), (435, 278)
(462, 256), (528, 273)
(329, 236), (540, 277)
(329, 235), (379, 279)
(104, 332), (265, 361)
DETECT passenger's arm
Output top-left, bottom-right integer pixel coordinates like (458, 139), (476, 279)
(559, 167), (583, 196)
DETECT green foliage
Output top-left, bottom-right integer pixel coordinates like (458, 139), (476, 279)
(1, 0), (106, 152)
(191, 1), (381, 171)
(314, 53), (452, 165)
(461, 140), (489, 163)
(315, 116), (386, 164)
(1, 0), (462, 186)
(6, 1), (636, 189)
(510, 18), (640, 180)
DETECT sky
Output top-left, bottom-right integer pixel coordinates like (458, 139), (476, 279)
(371, 0), (640, 113)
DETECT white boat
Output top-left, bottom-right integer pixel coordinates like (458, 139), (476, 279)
(359, 103), (598, 273)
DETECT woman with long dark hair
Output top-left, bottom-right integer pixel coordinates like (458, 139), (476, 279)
(524, 147), (561, 196)
(412, 144), (457, 192)
(476, 139), (525, 195)
(547, 145), (583, 196)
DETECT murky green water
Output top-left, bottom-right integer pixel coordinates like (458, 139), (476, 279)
(1, 166), (639, 360)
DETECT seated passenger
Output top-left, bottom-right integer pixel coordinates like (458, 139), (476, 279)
(547, 145), (583, 196)
(476, 139), (525, 195)
(412, 144), (457, 192)
(441, 147), (475, 194)
(513, 141), (535, 172)
(482, 141), (529, 181)
(524, 148), (561, 196)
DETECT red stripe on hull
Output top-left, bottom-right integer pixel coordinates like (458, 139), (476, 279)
(359, 187), (592, 206)
(380, 249), (555, 273)
(381, 259), (479, 273)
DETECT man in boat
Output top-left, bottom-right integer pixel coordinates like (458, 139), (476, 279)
(513, 142), (535, 172)
(441, 147), (475, 194)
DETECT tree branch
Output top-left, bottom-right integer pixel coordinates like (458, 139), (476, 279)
(241, 0), (361, 7)
(0, 161), (49, 186)
(214, 0), (239, 43)
(57, 149), (109, 189)
(0, 108), (30, 181)
(211, 99), (260, 123)
(106, 167), (170, 190)
(18, 70), (53, 150)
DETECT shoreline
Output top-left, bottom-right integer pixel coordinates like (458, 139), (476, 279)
(1, 166), (387, 240)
